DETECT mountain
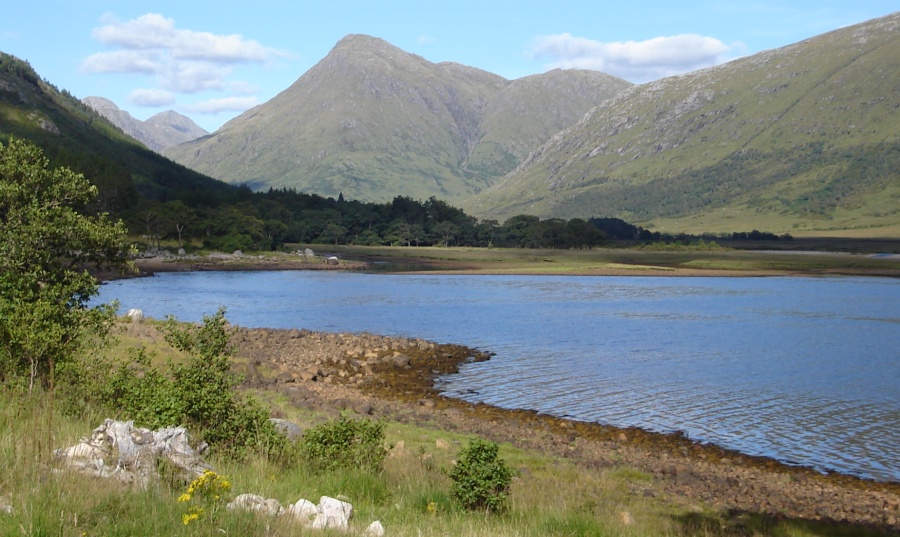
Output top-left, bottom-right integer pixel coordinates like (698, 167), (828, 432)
(83, 96), (207, 152)
(0, 51), (234, 214)
(466, 12), (900, 236)
(163, 35), (631, 203)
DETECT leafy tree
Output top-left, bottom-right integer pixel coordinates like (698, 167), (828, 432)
(0, 139), (132, 391)
(317, 222), (348, 246)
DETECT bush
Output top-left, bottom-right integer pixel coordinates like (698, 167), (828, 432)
(92, 308), (287, 459)
(449, 438), (514, 513)
(300, 416), (387, 473)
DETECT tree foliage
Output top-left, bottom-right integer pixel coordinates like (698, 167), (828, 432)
(94, 308), (287, 459)
(0, 139), (132, 390)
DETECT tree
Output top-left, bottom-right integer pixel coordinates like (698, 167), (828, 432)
(317, 222), (348, 246)
(0, 139), (132, 391)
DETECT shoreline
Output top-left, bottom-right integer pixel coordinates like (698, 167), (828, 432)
(103, 252), (900, 530)
(118, 243), (900, 280)
(183, 323), (900, 531)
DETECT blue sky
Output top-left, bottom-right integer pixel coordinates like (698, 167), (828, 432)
(2, 1), (896, 132)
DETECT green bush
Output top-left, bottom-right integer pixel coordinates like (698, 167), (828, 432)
(449, 438), (514, 513)
(300, 416), (387, 473)
(91, 308), (287, 459)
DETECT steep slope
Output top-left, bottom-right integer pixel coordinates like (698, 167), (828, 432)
(466, 12), (900, 235)
(83, 97), (207, 152)
(0, 51), (233, 213)
(164, 35), (630, 203)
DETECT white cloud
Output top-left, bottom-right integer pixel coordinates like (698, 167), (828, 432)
(160, 61), (231, 93)
(81, 50), (161, 74)
(128, 88), (175, 107)
(82, 13), (286, 110)
(91, 13), (281, 64)
(184, 96), (259, 114)
(531, 33), (735, 82)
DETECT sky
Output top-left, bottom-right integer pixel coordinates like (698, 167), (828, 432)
(2, 1), (896, 132)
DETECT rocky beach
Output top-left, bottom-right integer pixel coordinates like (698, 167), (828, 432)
(115, 320), (900, 532)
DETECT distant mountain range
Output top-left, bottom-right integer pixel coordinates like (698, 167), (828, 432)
(467, 12), (900, 235)
(162, 34), (631, 204)
(4, 11), (900, 237)
(82, 96), (207, 152)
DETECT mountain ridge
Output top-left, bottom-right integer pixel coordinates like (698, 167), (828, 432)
(465, 12), (900, 235)
(163, 34), (631, 203)
(82, 96), (207, 152)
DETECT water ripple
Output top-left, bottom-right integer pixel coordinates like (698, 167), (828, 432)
(98, 272), (900, 482)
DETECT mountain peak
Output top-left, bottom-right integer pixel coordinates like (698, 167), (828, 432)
(82, 96), (119, 112)
(163, 34), (628, 203)
(83, 97), (206, 152)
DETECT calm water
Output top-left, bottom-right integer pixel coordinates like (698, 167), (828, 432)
(97, 271), (900, 482)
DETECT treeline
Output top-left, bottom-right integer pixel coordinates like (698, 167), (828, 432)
(122, 186), (794, 252)
(638, 229), (793, 243)
(124, 189), (633, 252)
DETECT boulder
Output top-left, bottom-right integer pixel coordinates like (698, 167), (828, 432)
(227, 493), (284, 517)
(54, 420), (211, 488)
(285, 498), (318, 524)
(309, 496), (353, 530)
(364, 520), (385, 537)
(326, 256), (340, 266)
(387, 354), (411, 367)
(269, 418), (303, 441)
(282, 496), (353, 530)
(304, 248), (315, 258)
(124, 308), (144, 323)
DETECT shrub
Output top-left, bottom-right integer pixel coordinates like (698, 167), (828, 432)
(300, 416), (387, 473)
(449, 438), (514, 513)
(91, 308), (287, 459)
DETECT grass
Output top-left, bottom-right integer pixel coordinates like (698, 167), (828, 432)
(4, 312), (899, 537)
(313, 244), (900, 277)
(4, 387), (894, 536)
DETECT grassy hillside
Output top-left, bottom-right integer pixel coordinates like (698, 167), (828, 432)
(0, 51), (237, 212)
(466, 13), (900, 237)
(163, 35), (630, 204)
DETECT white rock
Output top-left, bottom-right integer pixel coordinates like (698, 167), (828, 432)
(124, 308), (143, 323)
(363, 520), (385, 537)
(227, 493), (284, 517)
(285, 498), (318, 524)
(310, 495), (352, 530)
(0, 495), (13, 515)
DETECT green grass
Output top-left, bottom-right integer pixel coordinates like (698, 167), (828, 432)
(3, 313), (898, 537)
(3, 354), (897, 536)
(317, 244), (900, 276)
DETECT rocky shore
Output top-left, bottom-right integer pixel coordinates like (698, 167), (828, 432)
(115, 322), (900, 532)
